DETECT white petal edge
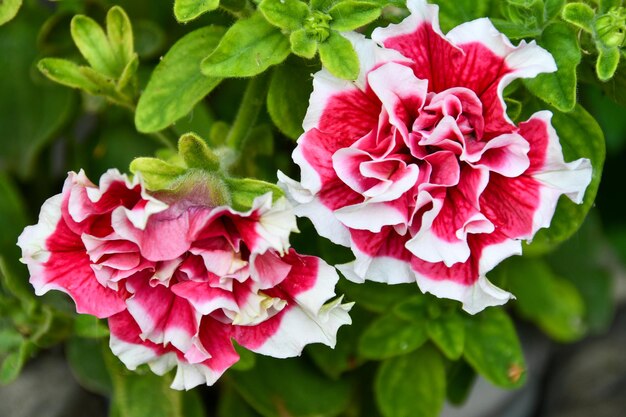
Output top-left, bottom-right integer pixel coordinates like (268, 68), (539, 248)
(248, 298), (353, 358)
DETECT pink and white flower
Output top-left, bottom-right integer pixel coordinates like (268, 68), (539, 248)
(18, 169), (352, 389)
(279, 0), (592, 313)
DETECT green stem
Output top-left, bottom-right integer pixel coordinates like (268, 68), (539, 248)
(226, 73), (269, 150)
(150, 130), (177, 150)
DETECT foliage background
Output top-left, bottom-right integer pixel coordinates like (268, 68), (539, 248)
(0, 0), (625, 416)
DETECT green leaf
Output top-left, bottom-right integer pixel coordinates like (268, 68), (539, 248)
(525, 104), (605, 252)
(0, 258), (33, 304)
(318, 31), (359, 80)
(0, 0), (21, 26)
(550, 213), (614, 333)
(178, 133), (220, 171)
(105, 348), (205, 417)
(117, 53), (139, 92)
(427, 313), (465, 360)
(129, 157), (187, 190)
(0, 341), (33, 385)
(267, 59), (313, 139)
(338, 281), (417, 313)
(259, 0), (310, 31)
(218, 383), (263, 417)
(135, 26), (225, 133)
(174, 0), (220, 22)
(544, 0), (566, 21)
(498, 257), (585, 341)
(230, 356), (351, 417)
(431, 0), (491, 32)
(0, 14), (74, 180)
(0, 174), (28, 282)
(562, 2), (595, 32)
(446, 360), (477, 405)
(329, 1), (381, 31)
(230, 343), (256, 371)
(0, 328), (23, 354)
(505, 97), (522, 122)
(524, 23), (581, 112)
(490, 18), (543, 39)
(596, 46), (621, 81)
(358, 313), (428, 360)
(375, 345), (446, 417)
(66, 337), (112, 396)
(38, 58), (105, 95)
(311, 0), (340, 12)
(289, 29), (317, 58)
(106, 6), (134, 69)
(463, 308), (526, 388)
(73, 315), (110, 339)
(201, 12), (291, 78)
(71, 14), (120, 78)
(224, 177), (285, 211)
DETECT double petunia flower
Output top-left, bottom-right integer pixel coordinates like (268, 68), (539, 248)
(18, 169), (352, 389)
(279, 0), (592, 313)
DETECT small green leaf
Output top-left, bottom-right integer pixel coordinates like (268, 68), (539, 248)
(178, 133), (220, 171)
(375, 345), (446, 417)
(464, 308), (526, 388)
(116, 53), (139, 92)
(596, 46), (621, 81)
(290, 29), (318, 58)
(427, 313), (465, 360)
(71, 14), (119, 78)
(267, 59), (314, 139)
(259, 0), (310, 31)
(358, 313), (428, 360)
(225, 177), (285, 211)
(562, 2), (595, 32)
(0, 0), (21, 26)
(73, 315), (110, 339)
(135, 26), (225, 133)
(524, 23), (581, 112)
(106, 6), (134, 69)
(129, 157), (187, 191)
(201, 12), (291, 78)
(329, 1), (381, 31)
(174, 0), (220, 22)
(38, 58), (102, 95)
(319, 31), (359, 80)
(231, 356), (351, 417)
(526, 104), (605, 252)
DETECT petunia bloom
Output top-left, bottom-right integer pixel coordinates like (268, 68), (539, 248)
(18, 169), (352, 389)
(279, 0), (592, 313)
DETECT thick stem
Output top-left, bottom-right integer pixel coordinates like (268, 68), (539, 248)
(226, 73), (269, 151)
